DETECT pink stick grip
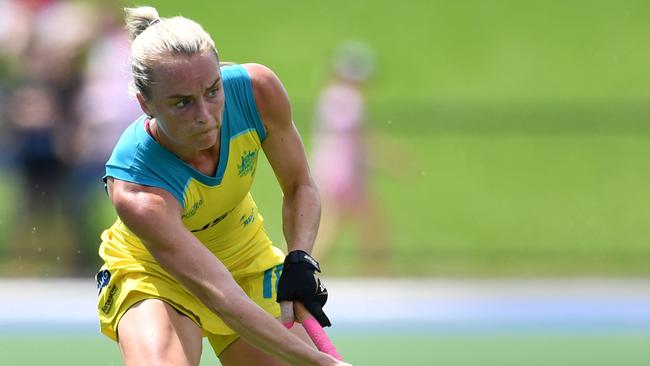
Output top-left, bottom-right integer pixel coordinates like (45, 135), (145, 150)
(301, 316), (343, 361)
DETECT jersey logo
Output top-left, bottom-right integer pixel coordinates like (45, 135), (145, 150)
(237, 150), (257, 177)
(191, 209), (232, 233)
(182, 199), (204, 219)
(241, 208), (255, 226)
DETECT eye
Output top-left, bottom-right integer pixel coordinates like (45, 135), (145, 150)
(207, 87), (219, 98)
(175, 98), (190, 108)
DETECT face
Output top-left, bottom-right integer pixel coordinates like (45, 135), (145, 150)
(139, 50), (224, 152)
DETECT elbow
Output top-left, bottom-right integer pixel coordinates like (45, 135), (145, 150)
(306, 178), (321, 204)
(290, 177), (319, 199)
(306, 175), (319, 192)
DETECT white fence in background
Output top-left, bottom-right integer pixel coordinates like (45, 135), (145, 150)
(2, 278), (650, 332)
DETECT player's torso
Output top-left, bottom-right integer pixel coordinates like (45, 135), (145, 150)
(104, 65), (271, 264)
(181, 127), (263, 247)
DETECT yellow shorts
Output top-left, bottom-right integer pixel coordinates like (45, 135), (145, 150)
(97, 259), (284, 356)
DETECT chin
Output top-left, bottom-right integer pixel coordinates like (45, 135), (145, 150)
(198, 131), (219, 149)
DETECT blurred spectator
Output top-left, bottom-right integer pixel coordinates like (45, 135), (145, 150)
(0, 0), (136, 276)
(4, 81), (71, 274)
(0, 0), (33, 73)
(67, 4), (142, 273)
(310, 41), (392, 274)
(0, 0), (35, 153)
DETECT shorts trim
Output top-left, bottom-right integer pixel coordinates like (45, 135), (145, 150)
(102, 289), (201, 342)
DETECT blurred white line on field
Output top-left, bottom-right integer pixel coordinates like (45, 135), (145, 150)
(1, 278), (650, 328)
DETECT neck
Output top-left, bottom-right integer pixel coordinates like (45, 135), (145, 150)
(150, 118), (197, 161)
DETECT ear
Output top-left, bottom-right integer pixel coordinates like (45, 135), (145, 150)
(136, 92), (152, 116)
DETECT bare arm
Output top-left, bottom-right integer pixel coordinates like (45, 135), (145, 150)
(247, 63), (321, 254)
(107, 178), (335, 365)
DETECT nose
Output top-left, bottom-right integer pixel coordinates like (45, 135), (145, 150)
(194, 98), (211, 124)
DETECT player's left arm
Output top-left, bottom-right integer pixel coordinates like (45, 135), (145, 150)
(246, 63), (330, 327)
(246, 63), (320, 255)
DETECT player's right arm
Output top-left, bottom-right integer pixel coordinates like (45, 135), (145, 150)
(106, 178), (348, 366)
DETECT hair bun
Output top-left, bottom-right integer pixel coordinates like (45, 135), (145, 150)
(124, 6), (160, 41)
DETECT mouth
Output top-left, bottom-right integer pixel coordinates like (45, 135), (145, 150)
(197, 125), (218, 135)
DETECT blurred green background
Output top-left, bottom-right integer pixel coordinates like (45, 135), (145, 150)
(152, 0), (650, 276)
(2, 0), (650, 278)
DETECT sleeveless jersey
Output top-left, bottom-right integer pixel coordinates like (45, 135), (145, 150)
(101, 64), (283, 276)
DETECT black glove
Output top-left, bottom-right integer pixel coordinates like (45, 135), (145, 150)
(277, 250), (331, 327)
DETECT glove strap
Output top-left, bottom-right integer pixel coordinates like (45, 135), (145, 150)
(284, 250), (321, 272)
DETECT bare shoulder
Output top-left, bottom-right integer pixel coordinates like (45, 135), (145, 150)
(241, 63), (280, 88)
(241, 63), (291, 130)
(109, 178), (181, 220)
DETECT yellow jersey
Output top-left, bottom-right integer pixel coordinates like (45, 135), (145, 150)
(97, 64), (284, 342)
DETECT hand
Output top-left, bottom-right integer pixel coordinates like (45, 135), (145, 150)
(277, 250), (331, 327)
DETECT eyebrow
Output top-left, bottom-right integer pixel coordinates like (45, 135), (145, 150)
(165, 77), (221, 100)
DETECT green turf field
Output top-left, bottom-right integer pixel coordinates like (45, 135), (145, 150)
(1, 333), (649, 366)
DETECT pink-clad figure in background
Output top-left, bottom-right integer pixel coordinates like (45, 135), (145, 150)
(311, 41), (391, 274)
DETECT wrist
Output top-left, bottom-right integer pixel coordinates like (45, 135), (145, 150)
(285, 250), (321, 272)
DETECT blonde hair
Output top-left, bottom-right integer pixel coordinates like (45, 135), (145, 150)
(124, 6), (218, 99)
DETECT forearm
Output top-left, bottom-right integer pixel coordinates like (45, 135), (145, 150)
(114, 183), (328, 364)
(282, 180), (321, 253)
(153, 244), (327, 365)
(216, 293), (327, 365)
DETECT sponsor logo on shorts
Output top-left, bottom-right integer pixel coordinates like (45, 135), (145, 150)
(101, 284), (118, 314)
(96, 269), (111, 295)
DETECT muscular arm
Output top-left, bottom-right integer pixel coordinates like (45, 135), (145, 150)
(247, 63), (321, 254)
(107, 178), (329, 365)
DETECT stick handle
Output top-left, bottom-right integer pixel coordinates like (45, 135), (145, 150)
(292, 302), (343, 361)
